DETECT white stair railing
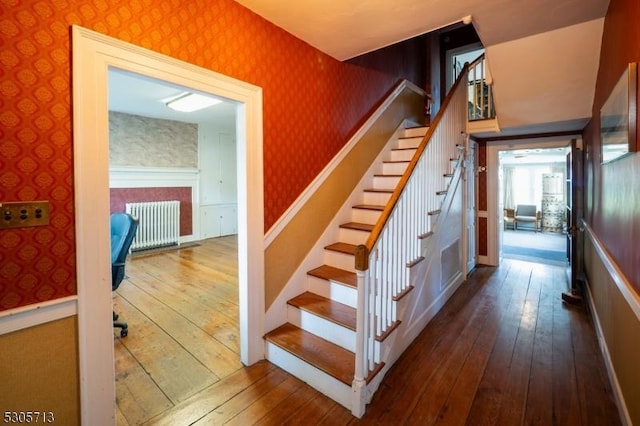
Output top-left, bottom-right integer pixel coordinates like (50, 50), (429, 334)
(351, 64), (469, 417)
(468, 54), (495, 120)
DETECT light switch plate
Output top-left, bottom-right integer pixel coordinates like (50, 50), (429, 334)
(0, 201), (50, 229)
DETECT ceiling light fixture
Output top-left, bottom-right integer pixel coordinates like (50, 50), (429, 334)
(165, 92), (222, 112)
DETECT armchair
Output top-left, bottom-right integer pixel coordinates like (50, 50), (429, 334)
(514, 204), (542, 232)
(111, 212), (139, 337)
(504, 208), (516, 230)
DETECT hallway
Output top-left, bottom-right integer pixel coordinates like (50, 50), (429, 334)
(357, 258), (620, 425)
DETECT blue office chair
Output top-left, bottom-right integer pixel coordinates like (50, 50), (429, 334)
(110, 212), (139, 337)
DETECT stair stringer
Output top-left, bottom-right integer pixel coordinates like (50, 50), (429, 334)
(362, 149), (467, 405)
(264, 119), (419, 332)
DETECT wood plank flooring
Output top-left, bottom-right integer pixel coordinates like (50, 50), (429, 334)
(114, 238), (621, 425)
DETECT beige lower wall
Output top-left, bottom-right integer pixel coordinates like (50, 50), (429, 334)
(584, 235), (640, 425)
(265, 87), (424, 308)
(0, 316), (80, 426)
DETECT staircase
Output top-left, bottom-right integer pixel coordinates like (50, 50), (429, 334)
(264, 125), (437, 409)
(264, 64), (470, 417)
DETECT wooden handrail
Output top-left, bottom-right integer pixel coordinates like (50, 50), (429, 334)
(355, 63), (470, 270)
(468, 52), (485, 69)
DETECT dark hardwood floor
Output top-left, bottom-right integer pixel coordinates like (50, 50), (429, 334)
(114, 237), (620, 425)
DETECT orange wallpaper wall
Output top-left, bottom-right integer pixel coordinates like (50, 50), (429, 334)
(0, 0), (397, 309)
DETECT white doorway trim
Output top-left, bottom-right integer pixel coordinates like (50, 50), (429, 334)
(72, 26), (264, 424)
(487, 138), (573, 266)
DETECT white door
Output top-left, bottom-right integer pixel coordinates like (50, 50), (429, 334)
(199, 130), (238, 238)
(464, 141), (477, 275)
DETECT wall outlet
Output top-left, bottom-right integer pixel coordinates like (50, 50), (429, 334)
(0, 201), (50, 229)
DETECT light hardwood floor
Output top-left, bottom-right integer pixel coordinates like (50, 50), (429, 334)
(114, 237), (620, 425)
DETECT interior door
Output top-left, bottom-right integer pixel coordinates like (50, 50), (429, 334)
(465, 141), (478, 275)
(565, 138), (583, 297)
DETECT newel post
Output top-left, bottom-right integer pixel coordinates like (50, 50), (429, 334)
(352, 244), (369, 418)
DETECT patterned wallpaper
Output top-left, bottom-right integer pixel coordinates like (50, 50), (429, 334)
(0, 0), (397, 309)
(109, 111), (198, 168)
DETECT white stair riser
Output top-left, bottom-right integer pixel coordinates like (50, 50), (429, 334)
(401, 127), (428, 138)
(338, 227), (370, 245)
(397, 136), (422, 149)
(323, 250), (356, 272)
(389, 149), (415, 162)
(382, 162), (409, 175)
(373, 175), (401, 190)
(307, 276), (357, 308)
(351, 208), (381, 224)
(287, 305), (356, 352)
(265, 343), (352, 411)
(363, 191), (391, 206)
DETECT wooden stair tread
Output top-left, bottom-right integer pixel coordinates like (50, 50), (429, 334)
(340, 222), (374, 232)
(373, 173), (403, 177)
(307, 265), (356, 288)
(264, 323), (354, 385)
(288, 292), (356, 330)
(324, 242), (357, 255)
(353, 204), (384, 211)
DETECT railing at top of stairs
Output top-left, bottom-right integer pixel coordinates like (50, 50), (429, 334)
(350, 63), (470, 417)
(467, 53), (495, 121)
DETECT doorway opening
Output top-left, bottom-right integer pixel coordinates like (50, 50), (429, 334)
(72, 26), (264, 422)
(498, 146), (569, 265)
(107, 69), (243, 423)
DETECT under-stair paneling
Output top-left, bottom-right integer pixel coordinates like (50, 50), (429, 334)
(395, 163), (465, 357)
(265, 87), (424, 309)
(584, 230), (640, 425)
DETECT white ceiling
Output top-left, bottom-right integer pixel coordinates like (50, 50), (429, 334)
(236, 0), (610, 136)
(108, 68), (237, 130)
(109, 0), (610, 138)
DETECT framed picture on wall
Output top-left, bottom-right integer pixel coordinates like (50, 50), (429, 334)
(600, 62), (637, 164)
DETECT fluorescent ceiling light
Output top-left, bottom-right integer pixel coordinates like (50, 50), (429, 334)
(165, 92), (222, 112)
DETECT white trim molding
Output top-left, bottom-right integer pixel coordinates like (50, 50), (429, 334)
(582, 220), (637, 426)
(109, 167), (199, 188)
(72, 25), (264, 425)
(486, 137), (576, 267)
(583, 220), (640, 320)
(0, 296), (78, 335)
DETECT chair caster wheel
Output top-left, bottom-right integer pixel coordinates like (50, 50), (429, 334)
(120, 328), (128, 338)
